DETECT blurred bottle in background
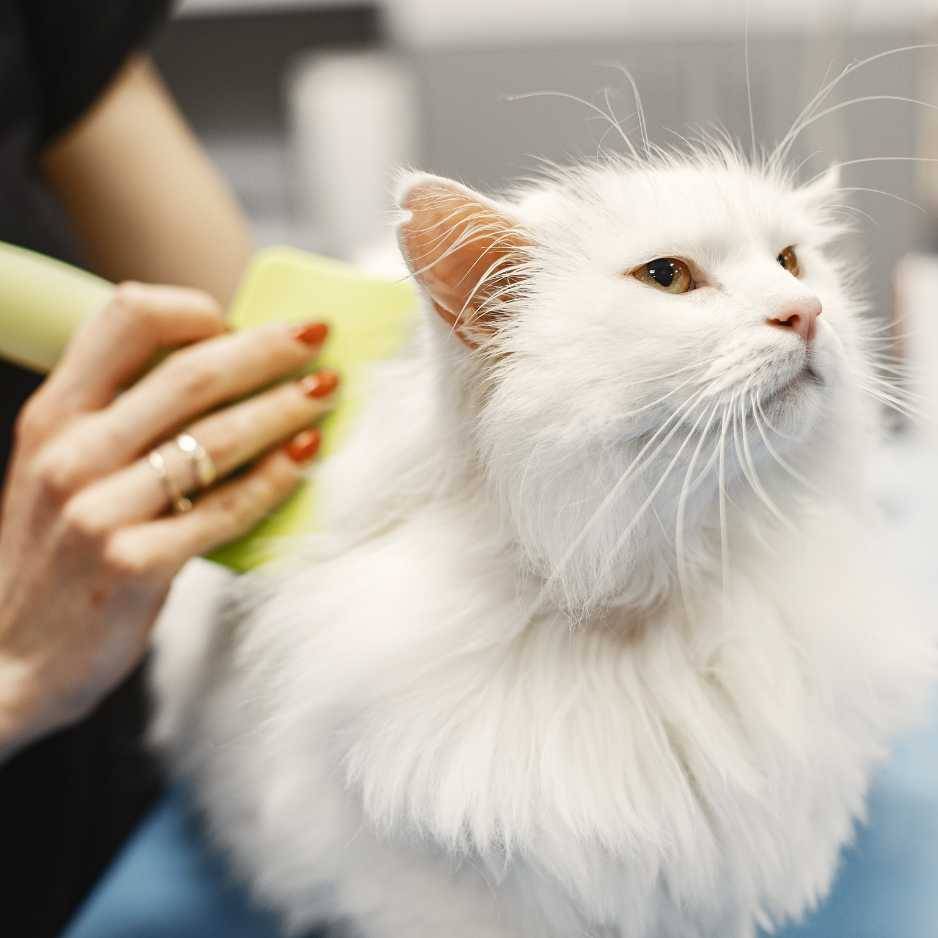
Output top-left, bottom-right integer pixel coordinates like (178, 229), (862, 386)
(287, 49), (417, 274)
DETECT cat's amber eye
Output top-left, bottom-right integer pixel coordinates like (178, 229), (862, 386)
(777, 245), (800, 277)
(631, 257), (694, 294)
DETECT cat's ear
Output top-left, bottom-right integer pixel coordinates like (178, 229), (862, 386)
(397, 173), (532, 346)
(799, 164), (841, 207)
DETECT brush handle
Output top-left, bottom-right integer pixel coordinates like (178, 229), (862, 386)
(0, 241), (113, 372)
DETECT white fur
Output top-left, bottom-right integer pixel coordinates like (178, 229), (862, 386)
(154, 146), (936, 938)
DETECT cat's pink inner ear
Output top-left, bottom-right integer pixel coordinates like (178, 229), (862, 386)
(399, 179), (530, 342)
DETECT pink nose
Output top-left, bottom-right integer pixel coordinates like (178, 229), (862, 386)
(767, 298), (822, 343)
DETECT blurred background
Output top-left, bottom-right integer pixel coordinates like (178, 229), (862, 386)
(161, 0), (937, 311)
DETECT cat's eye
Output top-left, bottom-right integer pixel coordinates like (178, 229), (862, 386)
(631, 257), (694, 294)
(777, 245), (800, 277)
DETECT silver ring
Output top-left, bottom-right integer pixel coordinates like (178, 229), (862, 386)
(175, 432), (217, 489)
(147, 449), (193, 514)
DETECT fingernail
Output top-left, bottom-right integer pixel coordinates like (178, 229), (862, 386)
(285, 428), (321, 463)
(291, 322), (329, 346)
(299, 370), (340, 399)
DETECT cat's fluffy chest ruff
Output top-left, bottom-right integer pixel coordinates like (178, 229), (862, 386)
(156, 478), (930, 938)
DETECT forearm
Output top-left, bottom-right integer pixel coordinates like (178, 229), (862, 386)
(39, 55), (252, 306)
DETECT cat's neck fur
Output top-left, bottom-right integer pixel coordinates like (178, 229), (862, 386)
(319, 306), (869, 626)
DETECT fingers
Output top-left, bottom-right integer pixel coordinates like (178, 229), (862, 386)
(185, 369), (339, 480)
(27, 284), (226, 435)
(35, 320), (329, 492)
(68, 370), (338, 529)
(105, 449), (306, 577)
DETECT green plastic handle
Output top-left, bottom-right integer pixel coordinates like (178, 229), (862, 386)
(0, 241), (113, 371)
(0, 240), (417, 572)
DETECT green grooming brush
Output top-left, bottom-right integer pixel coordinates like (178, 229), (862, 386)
(0, 241), (418, 572)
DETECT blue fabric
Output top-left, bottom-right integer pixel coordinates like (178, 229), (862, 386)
(64, 699), (938, 938)
(769, 693), (938, 938)
(63, 791), (292, 938)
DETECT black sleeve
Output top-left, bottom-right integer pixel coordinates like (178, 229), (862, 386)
(18, 0), (172, 149)
(0, 8), (173, 938)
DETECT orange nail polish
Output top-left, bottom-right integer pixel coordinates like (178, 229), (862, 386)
(291, 322), (329, 346)
(299, 370), (340, 399)
(285, 428), (321, 463)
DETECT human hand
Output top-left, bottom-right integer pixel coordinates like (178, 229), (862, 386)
(0, 283), (337, 757)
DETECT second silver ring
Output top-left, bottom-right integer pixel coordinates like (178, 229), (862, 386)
(175, 432), (217, 490)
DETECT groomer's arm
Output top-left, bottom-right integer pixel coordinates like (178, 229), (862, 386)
(39, 54), (252, 305)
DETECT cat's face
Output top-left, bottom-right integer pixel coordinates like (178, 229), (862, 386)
(399, 152), (869, 612)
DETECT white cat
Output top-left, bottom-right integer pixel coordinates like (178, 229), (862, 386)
(154, 141), (936, 938)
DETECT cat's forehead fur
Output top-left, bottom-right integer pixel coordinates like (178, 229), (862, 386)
(513, 151), (842, 269)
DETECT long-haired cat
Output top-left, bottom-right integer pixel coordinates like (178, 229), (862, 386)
(154, 130), (936, 937)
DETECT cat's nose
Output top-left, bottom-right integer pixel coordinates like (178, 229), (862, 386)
(766, 298), (822, 343)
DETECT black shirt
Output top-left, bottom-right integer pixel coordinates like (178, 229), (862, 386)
(0, 3), (171, 936)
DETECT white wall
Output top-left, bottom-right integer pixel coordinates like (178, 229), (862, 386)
(388, 0), (937, 43)
(179, 0), (938, 43)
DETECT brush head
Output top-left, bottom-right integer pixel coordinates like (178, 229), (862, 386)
(209, 247), (417, 572)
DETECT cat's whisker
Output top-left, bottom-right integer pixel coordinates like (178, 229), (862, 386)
(867, 362), (918, 380)
(750, 389), (797, 442)
(616, 364), (727, 424)
(859, 366), (924, 394)
(862, 312), (916, 336)
(601, 64), (650, 154)
(734, 388), (794, 532)
(861, 332), (908, 348)
(862, 330), (919, 348)
(592, 393), (718, 609)
(807, 155), (938, 184)
(530, 383), (716, 617)
(505, 90), (632, 149)
(863, 320), (901, 336)
(751, 396), (818, 493)
(676, 399), (723, 616)
(744, 0), (756, 162)
(857, 382), (926, 421)
(815, 89), (938, 134)
(861, 370), (924, 396)
(831, 186), (927, 214)
(686, 430), (723, 495)
(501, 356), (728, 500)
(601, 86), (640, 160)
(618, 355), (727, 392)
(595, 118), (627, 161)
(861, 347), (913, 365)
(790, 149), (823, 179)
(771, 65), (849, 168)
(864, 397), (921, 422)
(731, 395), (776, 554)
(785, 94), (938, 173)
(771, 43), (938, 166)
(827, 201), (877, 228)
(716, 402), (732, 609)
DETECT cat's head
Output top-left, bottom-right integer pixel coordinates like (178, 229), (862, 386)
(397, 146), (872, 613)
